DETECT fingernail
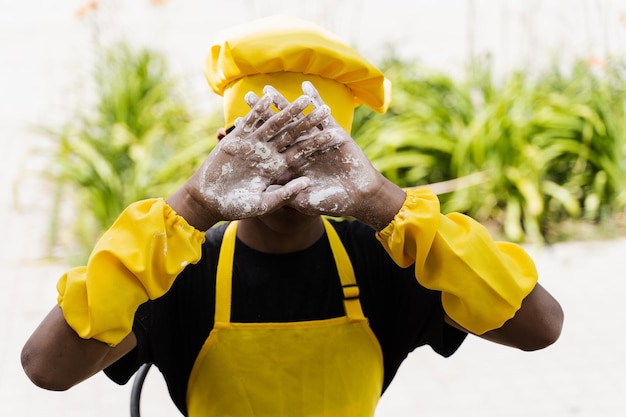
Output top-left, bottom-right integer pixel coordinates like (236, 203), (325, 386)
(295, 95), (311, 105)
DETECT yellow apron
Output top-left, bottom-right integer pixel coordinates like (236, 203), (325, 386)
(186, 219), (384, 417)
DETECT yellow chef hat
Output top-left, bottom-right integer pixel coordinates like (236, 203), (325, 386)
(205, 15), (392, 132)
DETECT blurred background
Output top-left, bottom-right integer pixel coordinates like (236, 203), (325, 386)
(1, 1), (626, 416)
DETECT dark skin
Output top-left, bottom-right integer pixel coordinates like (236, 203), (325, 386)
(21, 82), (563, 392)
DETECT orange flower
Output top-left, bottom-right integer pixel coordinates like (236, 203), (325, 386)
(74, 1), (98, 19)
(585, 55), (606, 70)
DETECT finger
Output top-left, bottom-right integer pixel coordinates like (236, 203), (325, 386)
(287, 191), (322, 217)
(302, 81), (325, 108)
(260, 177), (311, 209)
(290, 183), (352, 218)
(219, 135), (255, 157)
(263, 85), (291, 111)
(302, 81), (339, 130)
(244, 91), (261, 107)
(271, 104), (331, 150)
(245, 91), (275, 127)
(245, 86), (299, 134)
(283, 129), (341, 165)
(294, 103), (330, 132)
(237, 93), (275, 133)
(255, 95), (312, 141)
(264, 85), (309, 139)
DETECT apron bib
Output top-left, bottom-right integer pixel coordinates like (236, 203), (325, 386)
(186, 219), (383, 417)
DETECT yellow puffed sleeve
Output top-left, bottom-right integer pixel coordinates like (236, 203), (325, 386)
(376, 188), (538, 335)
(56, 198), (206, 346)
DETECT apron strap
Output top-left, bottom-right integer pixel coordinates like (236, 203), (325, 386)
(214, 219), (365, 324)
(214, 221), (238, 324)
(321, 218), (365, 321)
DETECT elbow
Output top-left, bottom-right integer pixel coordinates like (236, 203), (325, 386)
(483, 294), (565, 352)
(21, 345), (72, 391)
(521, 300), (565, 351)
(515, 282), (565, 351)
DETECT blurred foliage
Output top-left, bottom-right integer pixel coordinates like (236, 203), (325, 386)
(47, 40), (626, 262)
(46, 42), (220, 263)
(353, 53), (626, 244)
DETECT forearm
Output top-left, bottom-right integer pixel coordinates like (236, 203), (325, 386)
(377, 188), (539, 335)
(23, 198), (205, 390)
(167, 184), (221, 232)
(57, 198), (205, 346)
(21, 306), (136, 391)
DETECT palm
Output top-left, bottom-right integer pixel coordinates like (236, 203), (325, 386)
(290, 127), (384, 217)
(187, 92), (334, 221)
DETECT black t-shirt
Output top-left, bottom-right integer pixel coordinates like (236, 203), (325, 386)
(105, 219), (467, 415)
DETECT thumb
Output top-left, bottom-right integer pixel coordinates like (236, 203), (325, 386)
(262, 177), (311, 208)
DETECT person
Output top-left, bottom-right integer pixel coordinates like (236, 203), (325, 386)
(21, 15), (563, 417)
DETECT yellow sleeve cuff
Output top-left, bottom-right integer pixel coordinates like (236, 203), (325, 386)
(376, 188), (538, 334)
(56, 198), (206, 346)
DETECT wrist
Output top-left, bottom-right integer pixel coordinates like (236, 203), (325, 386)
(167, 185), (220, 232)
(354, 180), (406, 231)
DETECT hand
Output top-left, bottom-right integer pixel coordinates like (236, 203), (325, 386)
(181, 89), (334, 224)
(285, 82), (393, 222)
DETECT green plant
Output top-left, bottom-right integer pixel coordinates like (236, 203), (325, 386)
(47, 42), (220, 262)
(46, 43), (626, 257)
(352, 53), (626, 244)
(352, 53), (471, 188)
